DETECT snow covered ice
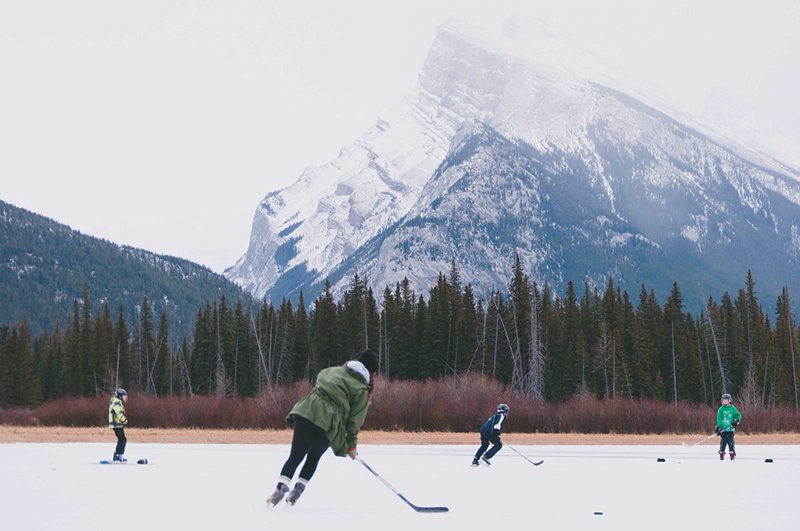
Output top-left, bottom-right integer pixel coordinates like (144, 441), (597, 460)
(2, 442), (798, 530)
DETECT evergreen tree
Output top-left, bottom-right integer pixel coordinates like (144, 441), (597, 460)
(131, 296), (155, 393)
(775, 287), (799, 408)
(561, 281), (585, 396)
(415, 295), (431, 380)
(273, 298), (295, 385)
(233, 300), (258, 397)
(310, 281), (339, 374)
(89, 303), (114, 395)
(340, 274), (369, 358)
(381, 286), (398, 377)
(152, 313), (171, 396)
(459, 284), (480, 378)
(32, 329), (57, 401)
(447, 260), (464, 373)
(427, 274), (451, 377)
(579, 281), (600, 395)
(292, 293), (311, 381)
(113, 307), (132, 392)
(63, 301), (83, 396)
(190, 304), (213, 394)
(508, 255), (532, 392)
(0, 319), (39, 405)
(631, 286), (658, 398)
(400, 277), (419, 378)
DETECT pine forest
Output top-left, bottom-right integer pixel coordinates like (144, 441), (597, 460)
(2, 257), (799, 417)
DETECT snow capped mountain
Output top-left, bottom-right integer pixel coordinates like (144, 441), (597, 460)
(329, 117), (800, 302)
(227, 18), (800, 305)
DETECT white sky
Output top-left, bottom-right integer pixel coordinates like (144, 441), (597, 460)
(1, 0), (798, 273)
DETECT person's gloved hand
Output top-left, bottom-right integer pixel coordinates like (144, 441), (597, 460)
(732, 419), (739, 428)
(714, 426), (721, 435)
(347, 446), (358, 460)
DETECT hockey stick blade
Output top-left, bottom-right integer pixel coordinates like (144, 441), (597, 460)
(358, 458), (449, 513)
(507, 444), (544, 467)
(397, 494), (448, 513)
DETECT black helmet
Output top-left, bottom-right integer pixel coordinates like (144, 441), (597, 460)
(497, 403), (509, 414)
(357, 349), (379, 374)
(721, 393), (732, 401)
(115, 388), (128, 399)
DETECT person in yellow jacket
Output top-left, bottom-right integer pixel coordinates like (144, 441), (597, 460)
(108, 388), (128, 462)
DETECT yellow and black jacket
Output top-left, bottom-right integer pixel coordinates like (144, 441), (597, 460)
(108, 396), (127, 428)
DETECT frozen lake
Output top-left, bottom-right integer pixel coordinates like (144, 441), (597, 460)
(2, 441), (798, 530)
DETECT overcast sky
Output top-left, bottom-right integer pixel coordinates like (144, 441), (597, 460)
(2, 0), (798, 273)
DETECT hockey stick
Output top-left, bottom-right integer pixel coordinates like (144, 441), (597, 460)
(681, 432), (719, 447)
(356, 458), (449, 513)
(506, 444), (544, 466)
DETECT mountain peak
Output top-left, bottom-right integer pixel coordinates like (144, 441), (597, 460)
(226, 21), (800, 307)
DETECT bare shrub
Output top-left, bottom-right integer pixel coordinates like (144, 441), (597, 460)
(255, 381), (313, 427)
(736, 406), (800, 433)
(34, 397), (107, 426)
(5, 375), (800, 432)
(367, 374), (510, 431)
(0, 407), (37, 426)
(132, 396), (262, 429)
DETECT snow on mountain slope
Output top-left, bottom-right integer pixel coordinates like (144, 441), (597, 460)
(227, 18), (800, 304)
(327, 118), (800, 303)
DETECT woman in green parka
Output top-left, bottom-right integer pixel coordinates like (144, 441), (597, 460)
(267, 349), (379, 507)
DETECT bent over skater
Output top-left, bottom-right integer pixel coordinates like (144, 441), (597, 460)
(267, 349), (378, 506)
(472, 403), (509, 466)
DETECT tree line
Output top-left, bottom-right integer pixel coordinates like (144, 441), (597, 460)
(1, 259), (798, 409)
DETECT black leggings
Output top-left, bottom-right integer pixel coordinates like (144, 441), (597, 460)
(280, 416), (330, 482)
(113, 428), (126, 455)
(474, 433), (503, 460)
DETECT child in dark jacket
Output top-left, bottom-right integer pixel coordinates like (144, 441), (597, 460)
(472, 403), (509, 466)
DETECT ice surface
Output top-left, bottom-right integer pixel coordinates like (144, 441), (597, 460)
(2, 442), (798, 530)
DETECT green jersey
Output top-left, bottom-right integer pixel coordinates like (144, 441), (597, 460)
(716, 404), (742, 432)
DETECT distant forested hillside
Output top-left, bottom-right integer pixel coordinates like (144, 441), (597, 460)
(0, 199), (244, 338)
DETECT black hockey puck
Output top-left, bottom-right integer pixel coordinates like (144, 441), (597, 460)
(765, 458), (773, 463)
(657, 457), (666, 462)
(594, 512), (603, 515)
(137, 458), (148, 465)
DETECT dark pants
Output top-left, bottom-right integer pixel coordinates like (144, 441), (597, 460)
(719, 431), (735, 454)
(474, 433), (503, 460)
(113, 428), (126, 456)
(280, 416), (330, 482)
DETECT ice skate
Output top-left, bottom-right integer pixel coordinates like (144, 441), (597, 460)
(267, 480), (290, 506)
(471, 458), (480, 467)
(286, 480), (307, 506)
(113, 454), (127, 463)
(730, 452), (736, 461)
(481, 456), (491, 466)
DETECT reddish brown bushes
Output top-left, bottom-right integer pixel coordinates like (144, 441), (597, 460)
(2, 375), (800, 433)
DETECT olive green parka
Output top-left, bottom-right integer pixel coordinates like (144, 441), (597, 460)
(287, 364), (371, 457)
